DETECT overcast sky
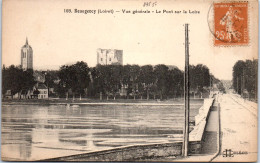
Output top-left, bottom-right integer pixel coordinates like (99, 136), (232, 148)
(2, 0), (258, 80)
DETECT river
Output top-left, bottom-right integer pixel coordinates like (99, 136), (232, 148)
(2, 102), (202, 161)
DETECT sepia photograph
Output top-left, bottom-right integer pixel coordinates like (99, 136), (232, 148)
(1, 0), (258, 162)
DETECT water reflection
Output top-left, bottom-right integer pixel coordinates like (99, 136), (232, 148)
(2, 103), (202, 161)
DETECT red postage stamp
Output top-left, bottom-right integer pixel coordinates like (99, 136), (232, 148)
(214, 2), (248, 45)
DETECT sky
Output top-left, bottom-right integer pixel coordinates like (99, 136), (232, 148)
(2, 0), (258, 80)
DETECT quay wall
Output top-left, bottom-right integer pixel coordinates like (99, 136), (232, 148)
(189, 98), (215, 153)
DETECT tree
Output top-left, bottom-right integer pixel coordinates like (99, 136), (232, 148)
(2, 65), (36, 99)
(87, 67), (99, 97)
(122, 65), (132, 98)
(150, 84), (158, 99)
(94, 65), (111, 100)
(244, 60), (257, 99)
(72, 61), (91, 99)
(2, 65), (8, 95)
(93, 65), (122, 100)
(57, 65), (71, 98)
(232, 59), (258, 99)
(190, 64), (210, 96)
(232, 60), (246, 94)
(168, 68), (184, 99)
(4, 65), (23, 98)
(21, 69), (36, 97)
(109, 65), (123, 100)
(139, 65), (155, 100)
(154, 64), (170, 100)
(44, 70), (59, 97)
(58, 61), (90, 100)
(129, 65), (140, 100)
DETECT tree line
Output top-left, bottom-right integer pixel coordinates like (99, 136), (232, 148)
(232, 59), (258, 100)
(2, 65), (36, 98)
(2, 61), (222, 100)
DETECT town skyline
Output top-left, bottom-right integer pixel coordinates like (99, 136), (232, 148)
(2, 36), (254, 80)
(2, 36), (257, 81)
(2, 0), (258, 81)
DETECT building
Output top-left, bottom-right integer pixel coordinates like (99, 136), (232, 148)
(97, 48), (123, 65)
(35, 83), (48, 99)
(21, 37), (33, 70)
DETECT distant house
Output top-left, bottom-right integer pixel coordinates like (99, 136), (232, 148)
(32, 71), (49, 99)
(26, 89), (37, 99)
(3, 90), (13, 99)
(35, 83), (48, 99)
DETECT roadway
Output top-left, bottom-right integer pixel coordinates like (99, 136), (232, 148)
(213, 93), (257, 162)
(174, 92), (257, 162)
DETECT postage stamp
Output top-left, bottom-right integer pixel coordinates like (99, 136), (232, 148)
(214, 2), (248, 45)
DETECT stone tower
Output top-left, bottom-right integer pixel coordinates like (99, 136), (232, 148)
(97, 49), (123, 65)
(21, 37), (33, 70)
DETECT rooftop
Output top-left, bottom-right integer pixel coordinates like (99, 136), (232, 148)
(38, 83), (48, 89)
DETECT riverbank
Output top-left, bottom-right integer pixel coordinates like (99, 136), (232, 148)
(2, 98), (204, 106)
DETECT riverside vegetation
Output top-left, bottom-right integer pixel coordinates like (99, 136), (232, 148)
(2, 62), (226, 100)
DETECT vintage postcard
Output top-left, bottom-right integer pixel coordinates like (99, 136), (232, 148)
(1, 0), (258, 162)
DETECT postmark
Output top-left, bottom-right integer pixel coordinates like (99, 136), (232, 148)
(214, 2), (248, 46)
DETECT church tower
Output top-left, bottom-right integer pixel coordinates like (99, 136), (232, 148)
(21, 37), (33, 70)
